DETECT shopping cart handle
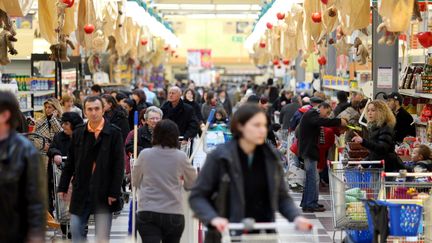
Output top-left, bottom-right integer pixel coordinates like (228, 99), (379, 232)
(207, 109), (216, 123)
(382, 172), (432, 177)
(134, 111), (139, 126)
(329, 160), (384, 165)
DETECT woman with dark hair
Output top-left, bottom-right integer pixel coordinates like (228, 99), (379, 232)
(72, 90), (84, 111)
(133, 119), (197, 243)
(48, 112), (83, 237)
(132, 89), (152, 113)
(333, 91), (350, 117)
(201, 91), (223, 121)
(184, 88), (204, 124)
(101, 94), (130, 141)
(217, 90), (233, 117)
(189, 104), (311, 241)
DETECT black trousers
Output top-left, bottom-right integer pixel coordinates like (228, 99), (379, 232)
(136, 211), (185, 243)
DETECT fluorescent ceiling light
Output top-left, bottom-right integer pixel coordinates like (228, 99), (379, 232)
(217, 14), (258, 19)
(188, 14), (217, 19)
(180, 4), (215, 10)
(153, 4), (180, 10)
(216, 4), (251, 11)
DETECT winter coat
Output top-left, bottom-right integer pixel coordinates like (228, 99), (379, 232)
(125, 124), (153, 155)
(289, 105), (312, 131)
(361, 124), (404, 172)
(161, 100), (199, 140)
(333, 102), (350, 118)
(48, 131), (71, 159)
(58, 122), (125, 215)
(34, 115), (62, 154)
(272, 96), (290, 113)
(280, 102), (301, 129)
(104, 106), (130, 141)
(189, 140), (300, 226)
(0, 132), (46, 243)
(297, 108), (341, 161)
(219, 98), (233, 116)
(394, 107), (416, 143)
(185, 99), (204, 124)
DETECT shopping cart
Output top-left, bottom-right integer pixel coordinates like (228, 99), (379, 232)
(221, 219), (318, 243)
(368, 172), (432, 242)
(52, 156), (71, 238)
(327, 160), (384, 241)
(179, 136), (192, 156)
(203, 124), (232, 153)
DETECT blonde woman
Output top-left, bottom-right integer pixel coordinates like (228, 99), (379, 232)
(34, 98), (63, 154)
(61, 94), (83, 118)
(352, 100), (404, 172)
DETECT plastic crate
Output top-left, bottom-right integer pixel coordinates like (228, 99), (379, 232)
(345, 170), (374, 189)
(365, 201), (423, 237)
(346, 229), (372, 243)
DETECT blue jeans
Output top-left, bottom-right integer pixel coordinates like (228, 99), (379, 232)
(300, 158), (320, 208)
(70, 205), (113, 243)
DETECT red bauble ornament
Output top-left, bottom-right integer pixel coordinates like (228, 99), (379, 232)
(273, 59), (280, 66)
(266, 22), (273, 30)
(311, 12), (322, 23)
(418, 32), (432, 48)
(419, 2), (427, 12)
(62, 0), (74, 8)
(84, 24), (95, 34)
(321, 0), (328, 4)
(282, 59), (290, 65)
(318, 56), (327, 65)
(259, 42), (266, 48)
(276, 12), (285, 20)
(140, 38), (148, 46)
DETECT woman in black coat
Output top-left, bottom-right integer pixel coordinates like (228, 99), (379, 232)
(183, 88), (204, 124)
(47, 112), (83, 236)
(352, 100), (404, 172)
(102, 94), (130, 141)
(189, 104), (311, 241)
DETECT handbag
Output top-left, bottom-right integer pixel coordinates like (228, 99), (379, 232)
(109, 196), (124, 213)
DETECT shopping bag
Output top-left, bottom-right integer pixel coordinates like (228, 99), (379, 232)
(290, 138), (299, 156)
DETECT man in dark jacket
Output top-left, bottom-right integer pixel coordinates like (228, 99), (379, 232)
(289, 97), (323, 131)
(0, 91), (46, 243)
(161, 86), (199, 141)
(280, 95), (302, 129)
(386, 92), (415, 143)
(58, 96), (125, 242)
(297, 102), (347, 212)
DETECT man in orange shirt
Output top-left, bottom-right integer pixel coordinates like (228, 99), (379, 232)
(58, 96), (124, 243)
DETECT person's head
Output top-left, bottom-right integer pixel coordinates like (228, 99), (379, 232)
(313, 91), (326, 100)
(115, 92), (127, 103)
(152, 119), (179, 148)
(90, 85), (102, 96)
(43, 98), (63, 117)
(231, 104), (268, 146)
(132, 89), (146, 104)
(218, 90), (227, 100)
(101, 94), (119, 112)
(157, 89), (166, 98)
(183, 88), (196, 102)
(72, 90), (83, 104)
(206, 91), (217, 106)
(83, 96), (105, 123)
(337, 91), (348, 104)
(354, 99), (369, 113)
(310, 97), (323, 107)
(167, 86), (182, 103)
(110, 90), (118, 99)
(412, 144), (431, 162)
(259, 96), (269, 110)
(61, 94), (75, 109)
(202, 90), (209, 103)
(291, 95), (302, 104)
(366, 100), (396, 128)
(284, 90), (294, 100)
(144, 106), (163, 129)
(61, 112), (83, 136)
(188, 82), (196, 90)
(120, 98), (135, 112)
(318, 102), (332, 118)
(350, 91), (364, 104)
(215, 108), (227, 121)
(386, 92), (403, 112)
(0, 91), (20, 132)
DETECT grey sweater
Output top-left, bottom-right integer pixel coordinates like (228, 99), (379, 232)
(132, 146), (197, 215)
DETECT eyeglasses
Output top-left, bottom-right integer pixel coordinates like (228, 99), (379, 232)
(148, 117), (161, 121)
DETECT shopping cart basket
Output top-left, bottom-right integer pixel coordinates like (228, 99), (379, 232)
(370, 172), (432, 240)
(221, 218), (318, 243)
(328, 160), (384, 231)
(203, 124), (232, 153)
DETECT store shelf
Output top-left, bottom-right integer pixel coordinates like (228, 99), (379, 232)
(17, 91), (33, 95)
(20, 108), (33, 113)
(34, 106), (44, 112)
(399, 89), (432, 99)
(322, 85), (350, 92)
(33, 90), (55, 97)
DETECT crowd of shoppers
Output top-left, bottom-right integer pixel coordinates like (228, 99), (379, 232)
(2, 75), (425, 243)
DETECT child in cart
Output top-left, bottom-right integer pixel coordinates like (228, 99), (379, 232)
(406, 144), (432, 182)
(212, 108), (229, 126)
